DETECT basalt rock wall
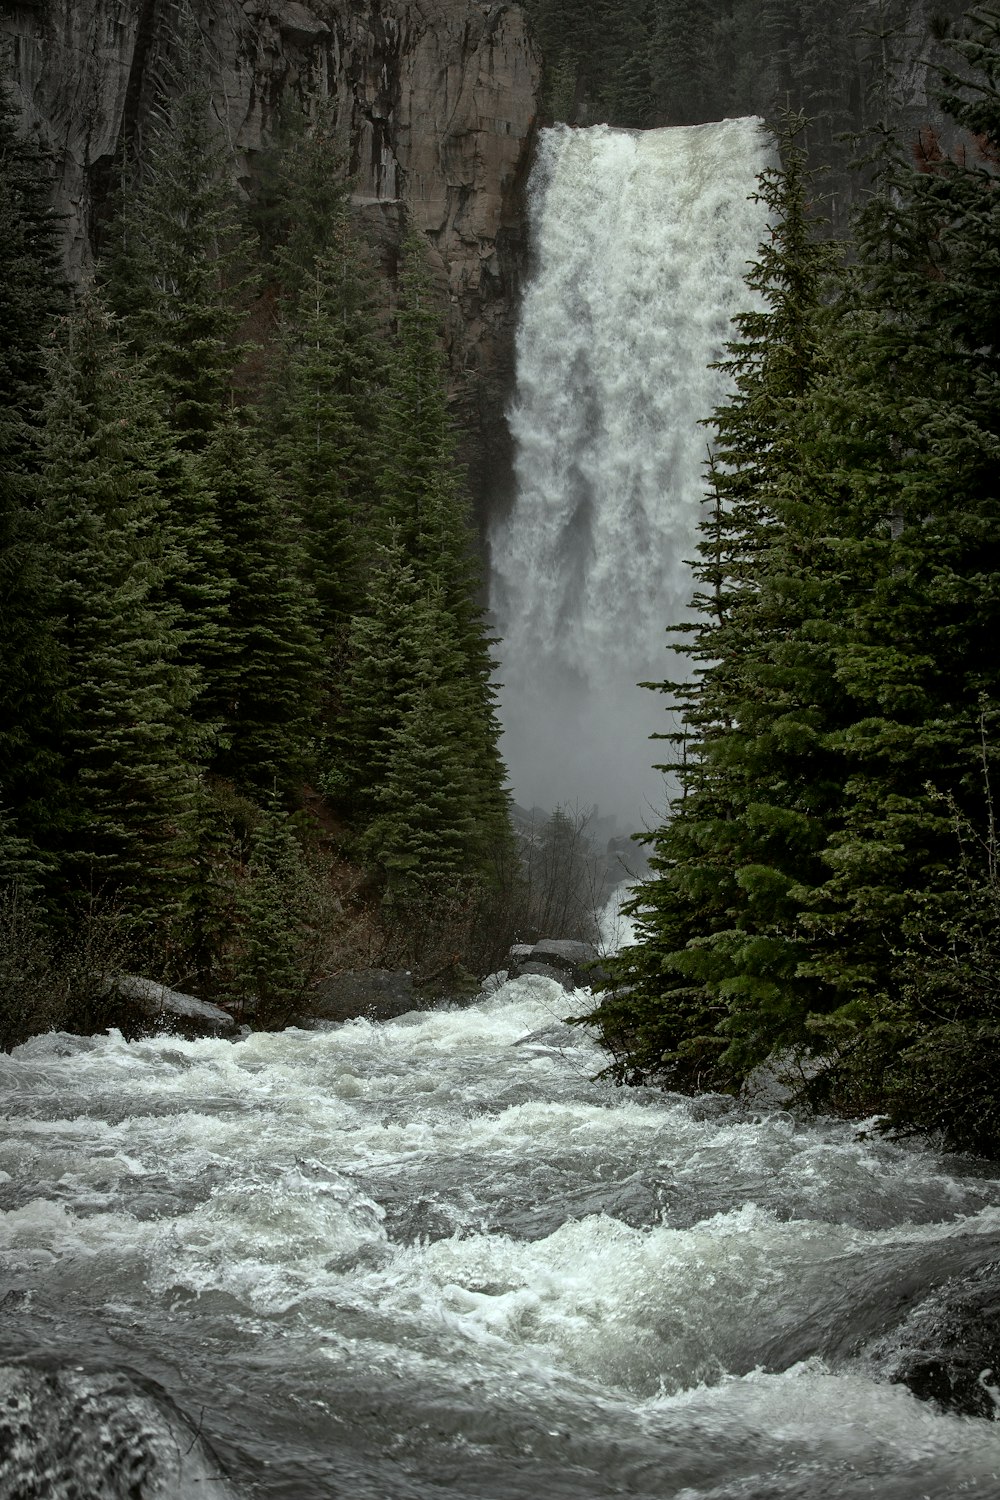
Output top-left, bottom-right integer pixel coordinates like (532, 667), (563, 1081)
(1, 0), (543, 516)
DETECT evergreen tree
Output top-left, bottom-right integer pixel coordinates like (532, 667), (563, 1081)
(377, 231), (511, 855)
(593, 19), (1000, 1153)
(196, 416), (324, 795)
(328, 531), (427, 814)
(0, 87), (67, 879)
(362, 592), (482, 903)
(40, 296), (200, 925)
(649, 0), (712, 125)
(269, 222), (387, 642)
(332, 524), (509, 899)
(254, 100), (351, 304)
(797, 6), (1000, 1109)
(221, 796), (330, 1026)
(103, 88), (255, 448)
(589, 117), (844, 1084)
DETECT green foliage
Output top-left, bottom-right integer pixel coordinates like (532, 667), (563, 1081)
(217, 797), (335, 1028)
(40, 295), (201, 924)
(268, 222), (387, 640)
(809, 772), (1000, 1156)
(328, 231), (512, 900)
(252, 100), (350, 302)
(103, 88), (256, 448)
(595, 20), (1000, 1153)
(1, 82), (516, 1043)
(588, 113), (842, 1087)
(0, 87), (68, 869)
(195, 417), (324, 795)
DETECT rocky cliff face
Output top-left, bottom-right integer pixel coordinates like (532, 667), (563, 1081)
(2, 0), (542, 512)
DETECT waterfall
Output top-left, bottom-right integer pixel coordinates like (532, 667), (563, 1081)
(491, 120), (772, 827)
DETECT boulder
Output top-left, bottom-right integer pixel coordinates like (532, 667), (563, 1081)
(507, 939), (607, 991)
(306, 969), (415, 1023)
(108, 976), (235, 1036)
(871, 1260), (1000, 1420)
(0, 1363), (233, 1498)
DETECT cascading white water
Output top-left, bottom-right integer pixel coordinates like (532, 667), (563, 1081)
(491, 120), (772, 826)
(3, 984), (1000, 1498)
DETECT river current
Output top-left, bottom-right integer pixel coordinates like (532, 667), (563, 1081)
(2, 977), (1000, 1497)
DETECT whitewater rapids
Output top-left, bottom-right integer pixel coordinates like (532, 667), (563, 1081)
(2, 977), (1000, 1497)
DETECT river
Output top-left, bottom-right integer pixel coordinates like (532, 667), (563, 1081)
(2, 977), (999, 1497)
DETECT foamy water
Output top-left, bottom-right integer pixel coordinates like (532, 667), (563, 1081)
(2, 979), (999, 1496)
(491, 120), (772, 824)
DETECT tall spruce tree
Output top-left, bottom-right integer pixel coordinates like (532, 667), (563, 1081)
(377, 231), (511, 856)
(0, 87), (67, 882)
(589, 117), (844, 1085)
(40, 297), (200, 925)
(592, 22), (1000, 1152)
(103, 88), (254, 448)
(196, 416), (324, 796)
(269, 223), (387, 643)
(793, 7), (1000, 1143)
(362, 586), (483, 904)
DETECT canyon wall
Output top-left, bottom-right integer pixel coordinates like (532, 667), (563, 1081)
(1, 0), (543, 512)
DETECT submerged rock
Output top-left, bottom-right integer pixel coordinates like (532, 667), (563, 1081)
(0, 1363), (234, 1498)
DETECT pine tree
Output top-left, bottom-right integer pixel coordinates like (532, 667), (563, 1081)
(589, 117), (845, 1084)
(196, 416), (324, 795)
(254, 100), (351, 304)
(0, 86), (68, 881)
(362, 593), (481, 904)
(222, 796), (329, 1026)
(40, 296), (200, 925)
(269, 222), (387, 642)
(648, 0), (711, 125)
(590, 22), (1000, 1150)
(797, 7), (1000, 1115)
(328, 531), (427, 814)
(377, 231), (511, 856)
(103, 88), (255, 448)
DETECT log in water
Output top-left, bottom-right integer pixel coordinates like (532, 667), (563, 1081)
(2, 979), (999, 1497)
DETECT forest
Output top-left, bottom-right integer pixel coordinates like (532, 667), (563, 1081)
(587, 7), (1000, 1158)
(0, 84), (533, 1041)
(1, 1), (999, 1162)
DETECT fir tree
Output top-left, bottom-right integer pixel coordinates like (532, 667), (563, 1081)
(269, 221), (387, 642)
(362, 593), (482, 904)
(589, 117), (844, 1084)
(196, 416), (324, 795)
(377, 231), (511, 853)
(0, 86), (67, 880)
(40, 297), (200, 925)
(797, 6), (1000, 1107)
(103, 88), (255, 448)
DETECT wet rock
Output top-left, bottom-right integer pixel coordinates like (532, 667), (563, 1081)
(109, 976), (235, 1036)
(872, 1260), (1000, 1420)
(0, 1362), (234, 1498)
(307, 968), (415, 1023)
(507, 939), (607, 990)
